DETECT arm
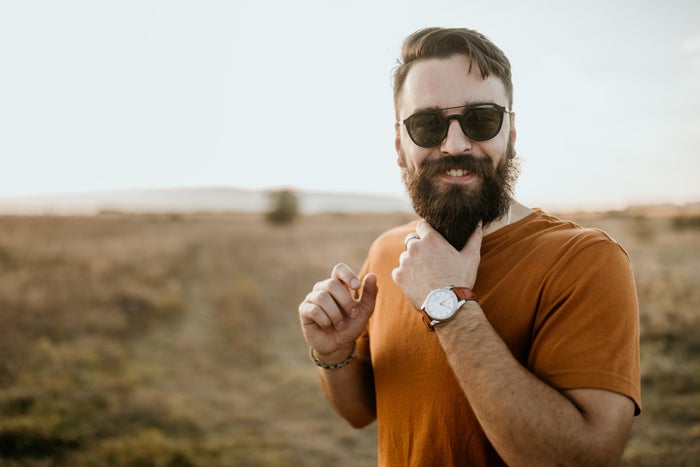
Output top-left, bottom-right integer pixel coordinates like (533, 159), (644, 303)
(393, 222), (635, 466)
(315, 349), (376, 428)
(298, 264), (378, 428)
(437, 301), (634, 466)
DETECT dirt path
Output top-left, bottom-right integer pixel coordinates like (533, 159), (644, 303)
(128, 229), (377, 464)
(128, 240), (248, 431)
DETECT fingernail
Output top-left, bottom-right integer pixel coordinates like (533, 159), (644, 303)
(336, 320), (346, 330)
(349, 307), (359, 318)
(350, 279), (360, 289)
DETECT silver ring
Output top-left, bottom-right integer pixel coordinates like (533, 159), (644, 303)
(404, 232), (420, 248)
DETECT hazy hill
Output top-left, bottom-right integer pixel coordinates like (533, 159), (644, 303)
(1, 188), (697, 217)
(0, 187), (413, 215)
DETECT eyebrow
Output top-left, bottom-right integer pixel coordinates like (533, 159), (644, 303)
(411, 102), (504, 114)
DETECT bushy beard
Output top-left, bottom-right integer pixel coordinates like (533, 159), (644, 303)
(400, 140), (519, 250)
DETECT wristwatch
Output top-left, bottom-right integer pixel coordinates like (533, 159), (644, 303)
(420, 286), (477, 331)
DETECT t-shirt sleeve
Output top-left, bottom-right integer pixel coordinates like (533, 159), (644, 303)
(528, 236), (642, 414)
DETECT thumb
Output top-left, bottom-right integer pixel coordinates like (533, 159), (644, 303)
(357, 273), (378, 315)
(461, 221), (483, 256)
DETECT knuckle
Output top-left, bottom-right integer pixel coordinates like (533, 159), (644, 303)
(331, 262), (348, 275)
(306, 290), (321, 302)
(309, 306), (331, 327)
(304, 290), (317, 302)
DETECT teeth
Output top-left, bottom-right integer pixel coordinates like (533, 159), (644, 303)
(447, 169), (470, 177)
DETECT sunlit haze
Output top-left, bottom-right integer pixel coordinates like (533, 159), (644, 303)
(1, 0), (698, 211)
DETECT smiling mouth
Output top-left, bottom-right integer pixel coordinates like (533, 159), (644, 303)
(446, 169), (471, 177)
(438, 168), (479, 186)
(418, 155), (489, 182)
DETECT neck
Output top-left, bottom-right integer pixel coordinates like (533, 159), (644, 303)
(483, 199), (525, 236)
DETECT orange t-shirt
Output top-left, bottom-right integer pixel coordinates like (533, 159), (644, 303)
(357, 209), (641, 466)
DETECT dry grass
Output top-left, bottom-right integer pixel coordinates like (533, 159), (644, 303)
(0, 210), (698, 465)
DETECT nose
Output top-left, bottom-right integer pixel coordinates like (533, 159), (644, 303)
(440, 118), (472, 156)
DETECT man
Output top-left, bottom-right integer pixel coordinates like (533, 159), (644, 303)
(298, 27), (641, 466)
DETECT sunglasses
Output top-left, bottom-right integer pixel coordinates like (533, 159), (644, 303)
(401, 103), (510, 148)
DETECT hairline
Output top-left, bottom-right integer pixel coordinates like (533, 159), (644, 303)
(393, 54), (511, 120)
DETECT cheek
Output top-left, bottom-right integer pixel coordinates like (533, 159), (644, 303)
(479, 138), (508, 169)
(407, 154), (427, 172)
(398, 144), (428, 172)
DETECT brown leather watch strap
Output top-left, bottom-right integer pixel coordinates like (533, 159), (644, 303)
(452, 287), (478, 302)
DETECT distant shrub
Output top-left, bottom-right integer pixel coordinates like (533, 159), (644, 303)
(266, 189), (299, 225)
(671, 215), (700, 231)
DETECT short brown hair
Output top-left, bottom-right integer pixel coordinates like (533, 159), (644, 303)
(392, 27), (513, 112)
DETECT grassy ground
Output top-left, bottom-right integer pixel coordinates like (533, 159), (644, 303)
(0, 209), (698, 466)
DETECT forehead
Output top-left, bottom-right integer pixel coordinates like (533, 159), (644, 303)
(398, 55), (508, 115)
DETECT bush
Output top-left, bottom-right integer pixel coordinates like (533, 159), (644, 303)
(671, 215), (700, 231)
(266, 189), (299, 225)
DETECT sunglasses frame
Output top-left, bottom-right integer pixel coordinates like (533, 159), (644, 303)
(401, 103), (511, 148)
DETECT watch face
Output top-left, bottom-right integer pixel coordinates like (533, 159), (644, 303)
(425, 289), (459, 320)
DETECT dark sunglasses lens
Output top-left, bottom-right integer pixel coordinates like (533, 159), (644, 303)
(407, 112), (447, 147)
(461, 107), (504, 141)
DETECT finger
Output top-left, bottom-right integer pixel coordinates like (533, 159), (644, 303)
(324, 279), (360, 316)
(415, 220), (434, 239)
(416, 221), (450, 248)
(316, 288), (349, 328)
(331, 263), (361, 290)
(312, 278), (331, 292)
(460, 221), (483, 255)
(354, 273), (378, 318)
(404, 232), (420, 248)
(299, 300), (333, 329)
(310, 277), (358, 317)
(301, 290), (345, 329)
(391, 251), (409, 285)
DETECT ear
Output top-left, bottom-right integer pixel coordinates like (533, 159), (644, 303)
(508, 112), (517, 158)
(394, 123), (401, 153)
(394, 123), (403, 166)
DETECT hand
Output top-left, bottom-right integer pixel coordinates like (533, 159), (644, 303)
(299, 263), (378, 362)
(392, 220), (482, 309)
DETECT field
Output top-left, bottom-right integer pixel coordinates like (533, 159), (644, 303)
(0, 209), (698, 466)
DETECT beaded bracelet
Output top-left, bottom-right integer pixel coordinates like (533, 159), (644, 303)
(309, 343), (356, 370)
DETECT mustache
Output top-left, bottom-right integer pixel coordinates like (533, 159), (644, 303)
(417, 155), (494, 179)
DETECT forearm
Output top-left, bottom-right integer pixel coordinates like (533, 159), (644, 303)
(299, 266), (379, 429)
(316, 348), (376, 428)
(436, 302), (623, 466)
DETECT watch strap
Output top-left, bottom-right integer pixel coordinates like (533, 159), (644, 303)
(422, 313), (439, 331)
(452, 287), (477, 302)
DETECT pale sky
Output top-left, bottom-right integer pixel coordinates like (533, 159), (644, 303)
(1, 0), (699, 210)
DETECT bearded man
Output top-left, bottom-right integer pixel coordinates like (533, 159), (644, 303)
(298, 27), (641, 466)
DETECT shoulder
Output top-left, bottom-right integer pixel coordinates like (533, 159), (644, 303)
(523, 210), (630, 263)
